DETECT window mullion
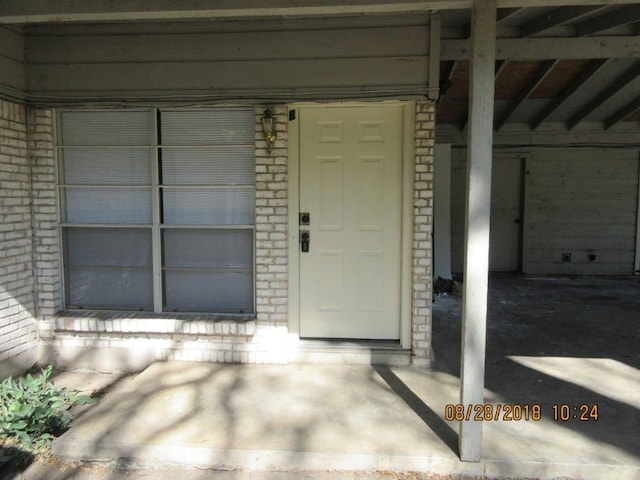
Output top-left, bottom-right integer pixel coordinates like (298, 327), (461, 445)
(152, 108), (163, 313)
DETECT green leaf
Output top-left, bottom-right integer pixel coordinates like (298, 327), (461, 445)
(12, 420), (28, 431)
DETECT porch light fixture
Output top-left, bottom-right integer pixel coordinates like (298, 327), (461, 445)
(261, 108), (277, 153)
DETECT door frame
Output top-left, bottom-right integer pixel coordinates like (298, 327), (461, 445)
(287, 101), (415, 348)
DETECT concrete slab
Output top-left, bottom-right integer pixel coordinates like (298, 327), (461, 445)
(50, 276), (640, 480)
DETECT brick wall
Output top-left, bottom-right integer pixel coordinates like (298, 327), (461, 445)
(254, 106), (289, 327)
(28, 108), (59, 333)
(0, 99), (38, 377)
(411, 101), (435, 366)
(38, 102), (435, 370)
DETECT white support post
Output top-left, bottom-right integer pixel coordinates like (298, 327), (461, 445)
(459, 0), (496, 462)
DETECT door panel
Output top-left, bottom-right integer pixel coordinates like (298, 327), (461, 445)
(490, 156), (524, 271)
(299, 106), (403, 339)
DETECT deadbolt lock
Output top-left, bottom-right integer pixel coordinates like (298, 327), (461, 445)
(299, 212), (311, 226)
(300, 230), (310, 253)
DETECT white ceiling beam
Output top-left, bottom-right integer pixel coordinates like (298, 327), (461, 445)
(497, 8), (521, 23)
(604, 94), (640, 129)
(495, 59), (557, 131)
(1, 0), (639, 24)
(575, 5), (640, 36)
(567, 60), (640, 129)
(442, 36), (640, 60)
(0, 0), (465, 24)
(519, 6), (605, 37)
(530, 58), (608, 130)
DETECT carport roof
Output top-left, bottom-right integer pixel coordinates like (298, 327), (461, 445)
(437, 3), (640, 131)
(1, 0), (638, 132)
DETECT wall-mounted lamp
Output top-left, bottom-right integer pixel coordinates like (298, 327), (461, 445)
(261, 108), (277, 153)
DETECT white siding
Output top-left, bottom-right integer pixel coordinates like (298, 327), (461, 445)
(450, 147), (640, 276)
(0, 26), (25, 100)
(24, 21), (430, 102)
(523, 149), (639, 275)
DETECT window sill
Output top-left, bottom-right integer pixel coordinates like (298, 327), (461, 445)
(54, 310), (256, 337)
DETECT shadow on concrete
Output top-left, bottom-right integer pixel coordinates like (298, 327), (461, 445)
(0, 445), (35, 480)
(432, 274), (640, 461)
(373, 365), (458, 456)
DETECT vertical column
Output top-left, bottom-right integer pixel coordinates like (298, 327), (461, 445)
(28, 107), (58, 341)
(434, 144), (452, 280)
(411, 101), (435, 366)
(254, 106), (289, 327)
(459, 0), (496, 462)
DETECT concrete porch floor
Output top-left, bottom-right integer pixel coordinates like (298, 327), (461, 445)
(49, 275), (640, 480)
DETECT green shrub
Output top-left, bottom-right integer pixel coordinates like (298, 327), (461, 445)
(0, 365), (93, 450)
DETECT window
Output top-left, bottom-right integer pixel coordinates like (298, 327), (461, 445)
(58, 107), (255, 314)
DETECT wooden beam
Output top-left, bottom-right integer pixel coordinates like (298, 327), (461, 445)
(495, 59), (557, 131)
(0, 0), (472, 23)
(495, 60), (508, 77)
(604, 94), (640, 129)
(430, 12), (442, 101)
(567, 60), (640, 130)
(442, 36), (640, 60)
(576, 5), (640, 36)
(497, 7), (520, 23)
(439, 60), (458, 99)
(520, 6), (604, 37)
(459, 0), (496, 463)
(3, 1), (640, 24)
(530, 58), (607, 130)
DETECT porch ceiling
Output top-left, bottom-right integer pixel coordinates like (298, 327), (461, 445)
(438, 4), (640, 131)
(1, 1), (638, 131)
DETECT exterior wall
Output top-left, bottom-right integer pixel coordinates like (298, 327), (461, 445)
(0, 99), (37, 377)
(24, 21), (430, 102)
(523, 148), (639, 275)
(30, 101), (436, 371)
(28, 109), (59, 322)
(0, 26), (25, 101)
(449, 146), (640, 276)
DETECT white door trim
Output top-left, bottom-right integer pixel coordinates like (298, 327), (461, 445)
(287, 101), (415, 348)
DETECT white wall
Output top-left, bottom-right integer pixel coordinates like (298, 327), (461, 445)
(523, 148), (639, 275)
(449, 146), (640, 276)
(23, 19), (430, 102)
(434, 144), (452, 279)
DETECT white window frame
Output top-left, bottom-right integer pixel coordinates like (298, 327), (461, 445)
(56, 107), (256, 315)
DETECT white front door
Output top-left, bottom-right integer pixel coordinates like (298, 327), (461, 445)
(298, 105), (404, 339)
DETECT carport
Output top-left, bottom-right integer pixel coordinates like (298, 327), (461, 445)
(0, 0), (639, 466)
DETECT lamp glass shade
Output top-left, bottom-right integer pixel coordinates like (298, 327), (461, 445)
(262, 116), (274, 136)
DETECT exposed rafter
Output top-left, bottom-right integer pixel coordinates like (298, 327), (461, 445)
(604, 95), (640, 129)
(576, 4), (640, 36)
(495, 60), (508, 77)
(567, 61), (640, 129)
(439, 60), (458, 100)
(497, 8), (520, 24)
(530, 59), (608, 130)
(519, 6), (604, 37)
(494, 59), (557, 131)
